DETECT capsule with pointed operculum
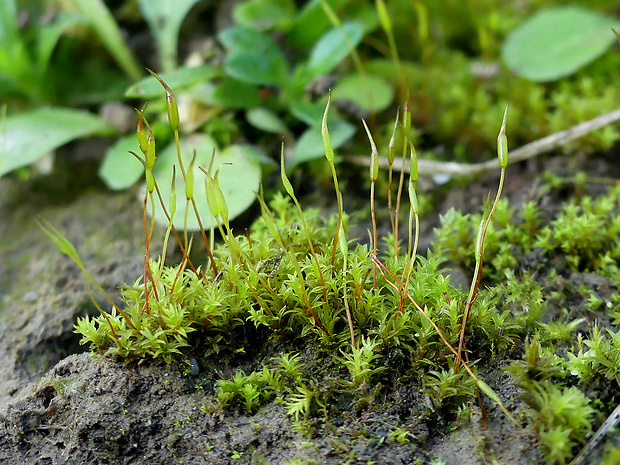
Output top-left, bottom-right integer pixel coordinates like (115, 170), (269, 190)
(280, 144), (295, 199)
(362, 120), (379, 183)
(145, 129), (156, 170)
(165, 91), (180, 132)
(213, 171), (229, 223)
(475, 194), (491, 262)
(322, 94), (335, 165)
(204, 168), (228, 223)
(403, 100), (411, 138)
(169, 166), (177, 218)
(147, 69), (180, 132)
(185, 152), (196, 200)
(137, 111), (148, 156)
(497, 105), (509, 169)
(408, 180), (418, 215)
(387, 108), (399, 166)
(409, 141), (418, 184)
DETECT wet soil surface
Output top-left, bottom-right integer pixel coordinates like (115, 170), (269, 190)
(0, 147), (618, 464)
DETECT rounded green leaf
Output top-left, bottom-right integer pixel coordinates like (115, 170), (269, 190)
(501, 7), (620, 82)
(125, 65), (220, 98)
(289, 120), (355, 168)
(98, 134), (144, 191)
(0, 108), (114, 176)
(306, 21), (365, 79)
(149, 135), (261, 230)
(332, 73), (394, 112)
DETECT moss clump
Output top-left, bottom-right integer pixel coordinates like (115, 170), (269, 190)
(36, 77), (523, 433)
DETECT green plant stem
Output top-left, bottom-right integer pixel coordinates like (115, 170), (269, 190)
(393, 103), (411, 257)
(402, 207), (419, 307)
(321, 95), (344, 267)
(171, 129), (217, 277)
(338, 224), (355, 348)
(153, 181), (200, 277)
(142, 191), (160, 314)
(386, 109), (400, 236)
(457, 167), (505, 365)
(280, 146), (329, 306)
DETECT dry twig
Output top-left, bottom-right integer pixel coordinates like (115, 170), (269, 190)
(351, 108), (620, 177)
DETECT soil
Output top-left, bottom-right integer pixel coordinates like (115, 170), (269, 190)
(1, 142), (619, 464)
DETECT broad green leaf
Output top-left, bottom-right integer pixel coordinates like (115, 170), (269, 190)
(501, 7), (620, 82)
(149, 135), (261, 230)
(306, 21), (365, 79)
(332, 73), (394, 112)
(212, 79), (261, 108)
(233, 0), (296, 31)
(98, 134), (144, 190)
(125, 64), (220, 98)
(136, 0), (202, 72)
(246, 107), (289, 134)
(289, 120), (355, 168)
(0, 108), (114, 176)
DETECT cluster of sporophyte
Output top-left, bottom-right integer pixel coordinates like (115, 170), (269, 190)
(41, 75), (523, 431)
